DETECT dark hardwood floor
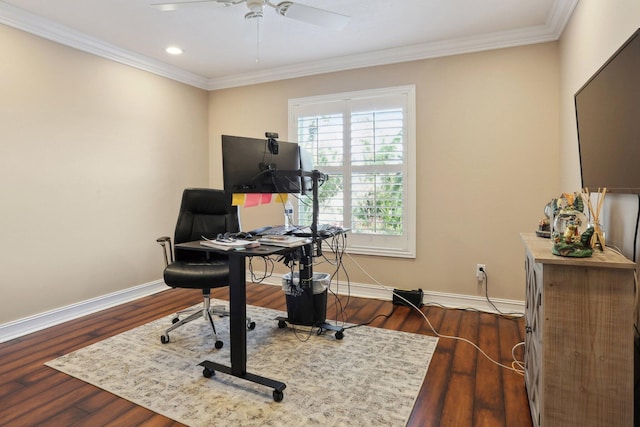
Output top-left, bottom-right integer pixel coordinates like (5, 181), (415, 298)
(0, 283), (532, 426)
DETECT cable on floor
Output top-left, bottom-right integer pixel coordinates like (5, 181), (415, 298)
(345, 251), (526, 376)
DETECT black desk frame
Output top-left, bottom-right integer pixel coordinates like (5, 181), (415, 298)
(175, 241), (288, 402)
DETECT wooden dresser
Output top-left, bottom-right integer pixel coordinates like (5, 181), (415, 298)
(520, 233), (635, 427)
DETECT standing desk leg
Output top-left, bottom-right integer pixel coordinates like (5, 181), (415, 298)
(198, 253), (286, 402)
(228, 254), (246, 375)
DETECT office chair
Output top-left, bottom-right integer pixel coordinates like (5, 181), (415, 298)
(156, 188), (252, 349)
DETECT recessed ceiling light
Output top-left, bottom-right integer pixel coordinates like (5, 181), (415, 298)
(165, 46), (183, 55)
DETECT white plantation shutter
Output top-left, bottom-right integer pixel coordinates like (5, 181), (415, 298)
(289, 86), (416, 258)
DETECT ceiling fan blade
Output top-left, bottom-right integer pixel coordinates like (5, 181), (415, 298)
(275, 1), (349, 30)
(150, 0), (238, 12)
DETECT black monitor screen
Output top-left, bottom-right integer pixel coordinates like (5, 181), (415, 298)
(299, 146), (314, 194)
(222, 135), (301, 193)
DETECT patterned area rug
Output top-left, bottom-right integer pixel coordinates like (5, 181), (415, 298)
(45, 300), (438, 426)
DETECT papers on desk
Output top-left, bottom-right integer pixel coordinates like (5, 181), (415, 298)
(200, 238), (260, 251)
(258, 235), (312, 248)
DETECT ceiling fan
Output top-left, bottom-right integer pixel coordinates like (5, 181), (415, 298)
(150, 0), (350, 30)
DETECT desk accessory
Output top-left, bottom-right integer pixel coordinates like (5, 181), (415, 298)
(200, 237), (260, 250)
(581, 187), (606, 250)
(258, 235), (311, 248)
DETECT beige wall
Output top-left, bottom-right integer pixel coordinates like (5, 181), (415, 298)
(1, 16), (576, 327)
(0, 24), (210, 324)
(209, 43), (560, 301)
(559, 2), (640, 259)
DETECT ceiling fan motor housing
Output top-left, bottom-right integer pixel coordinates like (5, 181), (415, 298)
(246, 0), (266, 13)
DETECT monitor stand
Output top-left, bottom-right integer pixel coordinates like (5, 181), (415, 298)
(274, 170), (345, 339)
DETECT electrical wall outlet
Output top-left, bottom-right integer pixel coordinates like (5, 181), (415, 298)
(476, 264), (486, 280)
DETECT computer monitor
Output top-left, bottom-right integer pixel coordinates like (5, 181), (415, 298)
(222, 134), (301, 194)
(299, 146), (314, 195)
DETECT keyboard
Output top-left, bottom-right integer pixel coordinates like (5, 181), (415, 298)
(250, 224), (341, 237)
(291, 224), (343, 237)
(250, 225), (295, 236)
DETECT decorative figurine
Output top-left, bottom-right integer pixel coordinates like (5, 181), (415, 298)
(548, 191), (594, 257)
(552, 192), (588, 237)
(552, 226), (594, 257)
(536, 201), (553, 238)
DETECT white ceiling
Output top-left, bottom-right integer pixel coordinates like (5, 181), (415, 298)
(0, 0), (578, 90)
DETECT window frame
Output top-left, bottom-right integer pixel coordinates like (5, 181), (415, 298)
(288, 85), (416, 258)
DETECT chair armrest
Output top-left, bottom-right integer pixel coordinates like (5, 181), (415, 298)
(156, 236), (174, 266)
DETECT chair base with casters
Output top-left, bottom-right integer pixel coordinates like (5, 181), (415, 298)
(160, 289), (226, 348)
(159, 289), (256, 348)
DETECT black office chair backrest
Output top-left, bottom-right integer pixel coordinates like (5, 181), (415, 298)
(173, 188), (240, 260)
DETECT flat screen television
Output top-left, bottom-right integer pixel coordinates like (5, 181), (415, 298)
(222, 134), (302, 193)
(575, 28), (640, 193)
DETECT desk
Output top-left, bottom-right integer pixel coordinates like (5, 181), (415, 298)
(175, 241), (289, 402)
(176, 231), (347, 401)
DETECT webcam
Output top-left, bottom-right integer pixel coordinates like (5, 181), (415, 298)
(266, 131), (279, 154)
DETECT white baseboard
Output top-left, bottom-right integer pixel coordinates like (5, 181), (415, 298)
(260, 273), (525, 315)
(0, 280), (167, 343)
(0, 274), (524, 343)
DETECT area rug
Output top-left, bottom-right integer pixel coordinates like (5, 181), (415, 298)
(45, 300), (438, 426)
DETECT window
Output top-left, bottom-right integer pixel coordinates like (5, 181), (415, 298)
(289, 86), (416, 258)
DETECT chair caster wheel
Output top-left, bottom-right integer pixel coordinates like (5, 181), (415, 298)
(171, 317), (180, 324)
(278, 320), (287, 329)
(247, 321), (256, 330)
(160, 335), (170, 344)
(335, 330), (344, 340)
(214, 340), (223, 349)
(273, 389), (284, 402)
(202, 367), (214, 378)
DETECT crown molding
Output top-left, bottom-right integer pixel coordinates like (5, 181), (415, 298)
(206, 25), (559, 90)
(0, 0), (577, 91)
(206, 0), (578, 90)
(0, 1), (210, 89)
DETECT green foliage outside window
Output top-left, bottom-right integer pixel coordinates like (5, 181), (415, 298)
(298, 111), (404, 235)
